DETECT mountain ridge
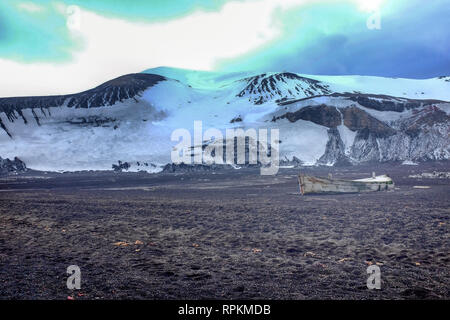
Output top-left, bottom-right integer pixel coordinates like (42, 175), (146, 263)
(1, 68), (449, 172)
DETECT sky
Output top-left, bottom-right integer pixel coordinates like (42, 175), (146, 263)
(0, 0), (449, 96)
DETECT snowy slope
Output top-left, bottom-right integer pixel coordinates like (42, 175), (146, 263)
(142, 66), (258, 89)
(306, 74), (450, 101)
(144, 67), (450, 102)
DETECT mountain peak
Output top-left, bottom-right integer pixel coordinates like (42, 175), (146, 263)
(0, 73), (166, 113)
(236, 72), (332, 104)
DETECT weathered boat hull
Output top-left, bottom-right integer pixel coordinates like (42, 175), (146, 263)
(298, 174), (394, 195)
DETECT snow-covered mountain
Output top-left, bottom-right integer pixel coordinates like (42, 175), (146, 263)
(235, 72), (332, 104)
(0, 67), (449, 172)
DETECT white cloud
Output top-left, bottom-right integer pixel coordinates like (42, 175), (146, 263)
(1, 0), (324, 96)
(354, 0), (384, 12)
(17, 2), (45, 13)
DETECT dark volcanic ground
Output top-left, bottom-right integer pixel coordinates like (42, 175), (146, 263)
(0, 162), (448, 299)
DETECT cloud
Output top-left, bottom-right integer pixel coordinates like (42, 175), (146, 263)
(17, 2), (45, 13)
(0, 0), (320, 96)
(1, 0), (448, 96)
(220, 0), (450, 79)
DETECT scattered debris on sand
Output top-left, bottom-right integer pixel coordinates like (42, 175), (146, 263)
(409, 171), (450, 179)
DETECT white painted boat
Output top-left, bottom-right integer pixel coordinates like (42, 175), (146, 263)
(298, 172), (394, 195)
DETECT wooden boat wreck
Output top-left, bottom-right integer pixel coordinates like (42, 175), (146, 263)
(298, 172), (394, 195)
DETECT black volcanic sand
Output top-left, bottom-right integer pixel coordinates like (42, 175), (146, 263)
(0, 162), (448, 299)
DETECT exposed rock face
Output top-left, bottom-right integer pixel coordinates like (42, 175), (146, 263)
(279, 156), (304, 167)
(189, 136), (272, 167)
(230, 115), (243, 123)
(0, 73), (167, 138)
(112, 161), (131, 172)
(376, 106), (450, 161)
(318, 128), (352, 166)
(273, 100), (449, 164)
(344, 94), (431, 112)
(341, 106), (396, 138)
(0, 118), (11, 137)
(273, 104), (341, 128)
(67, 116), (117, 127)
(237, 72), (332, 104)
(273, 104), (396, 137)
(350, 128), (382, 162)
(346, 105), (450, 162)
(0, 157), (27, 175)
(0, 73), (166, 123)
(399, 105), (449, 138)
(279, 92), (446, 112)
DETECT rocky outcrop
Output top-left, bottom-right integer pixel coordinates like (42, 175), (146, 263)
(272, 104), (342, 128)
(0, 73), (166, 130)
(0, 73), (165, 112)
(193, 136), (272, 167)
(279, 92), (446, 112)
(273, 100), (448, 163)
(112, 161), (131, 172)
(375, 107), (450, 161)
(347, 105), (449, 162)
(341, 106), (396, 138)
(345, 94), (429, 112)
(399, 105), (449, 138)
(279, 156), (304, 167)
(349, 128), (382, 162)
(318, 128), (352, 166)
(230, 115), (243, 123)
(271, 102), (449, 163)
(0, 73), (166, 138)
(237, 73), (331, 104)
(272, 104), (397, 138)
(0, 157), (27, 175)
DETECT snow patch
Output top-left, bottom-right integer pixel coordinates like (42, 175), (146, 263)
(402, 160), (418, 166)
